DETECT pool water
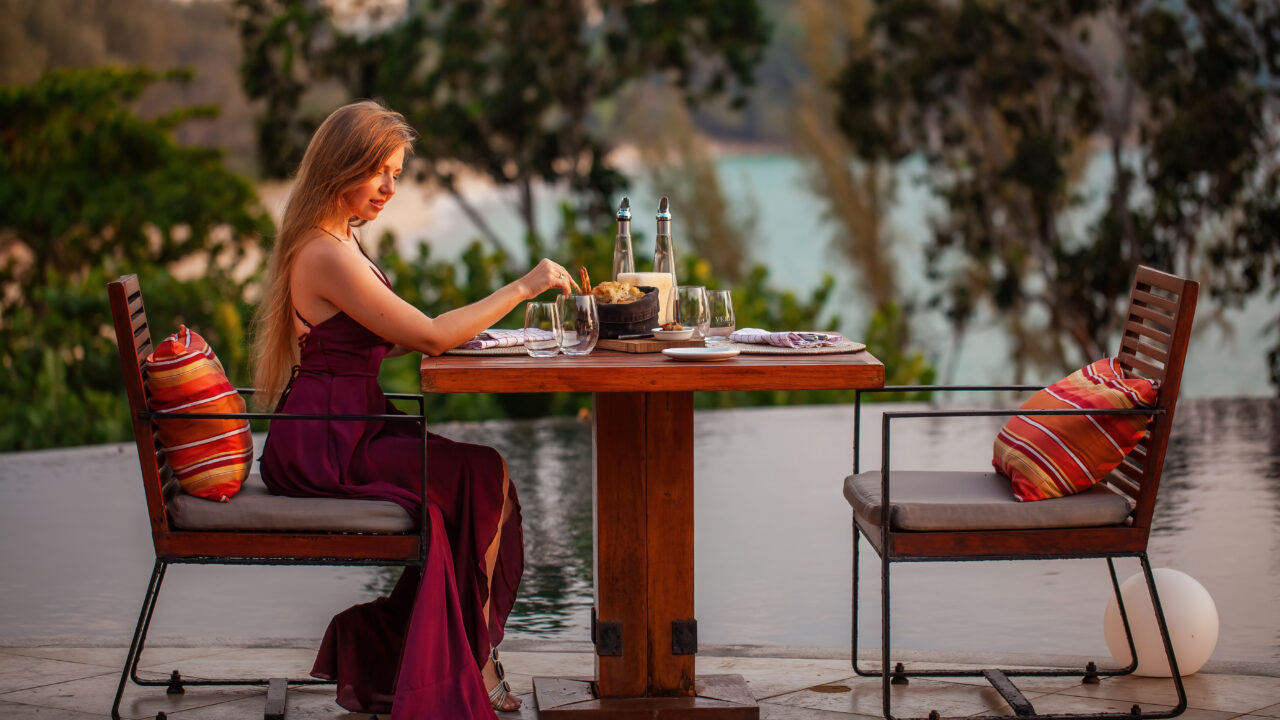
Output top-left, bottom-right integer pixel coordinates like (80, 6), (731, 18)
(1, 398), (1276, 664)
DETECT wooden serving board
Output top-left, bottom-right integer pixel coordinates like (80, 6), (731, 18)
(597, 337), (705, 353)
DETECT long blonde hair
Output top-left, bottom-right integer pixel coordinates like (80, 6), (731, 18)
(251, 100), (416, 408)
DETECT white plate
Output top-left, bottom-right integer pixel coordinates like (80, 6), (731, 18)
(651, 327), (695, 341)
(662, 347), (741, 362)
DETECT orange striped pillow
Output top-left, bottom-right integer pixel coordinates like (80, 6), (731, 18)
(144, 326), (252, 502)
(993, 358), (1157, 502)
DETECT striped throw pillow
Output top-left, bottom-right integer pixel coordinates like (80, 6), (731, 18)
(144, 326), (252, 502)
(993, 358), (1158, 502)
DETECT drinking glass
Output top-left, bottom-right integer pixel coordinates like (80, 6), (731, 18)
(676, 285), (710, 339)
(556, 293), (599, 356)
(523, 301), (562, 357)
(706, 289), (735, 345)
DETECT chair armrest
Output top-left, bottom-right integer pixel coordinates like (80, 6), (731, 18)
(853, 385), (1043, 474)
(234, 386), (424, 415)
(868, 406), (1165, 532)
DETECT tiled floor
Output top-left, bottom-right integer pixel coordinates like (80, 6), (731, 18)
(0, 644), (1276, 719)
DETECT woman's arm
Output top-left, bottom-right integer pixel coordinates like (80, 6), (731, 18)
(296, 242), (573, 356)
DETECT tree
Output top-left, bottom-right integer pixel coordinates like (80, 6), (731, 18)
(831, 0), (1280, 385)
(0, 67), (272, 450)
(235, 0), (771, 250)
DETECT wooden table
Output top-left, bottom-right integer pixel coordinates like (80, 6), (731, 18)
(421, 349), (885, 718)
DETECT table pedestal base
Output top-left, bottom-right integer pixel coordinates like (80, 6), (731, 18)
(532, 674), (758, 719)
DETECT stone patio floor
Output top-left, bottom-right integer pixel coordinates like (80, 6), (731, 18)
(1, 641), (1277, 719)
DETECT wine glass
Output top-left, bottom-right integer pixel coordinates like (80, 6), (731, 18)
(523, 301), (562, 357)
(676, 286), (710, 340)
(706, 290), (735, 345)
(557, 293), (599, 356)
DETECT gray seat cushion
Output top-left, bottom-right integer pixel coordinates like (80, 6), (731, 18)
(170, 474), (414, 533)
(843, 470), (1132, 532)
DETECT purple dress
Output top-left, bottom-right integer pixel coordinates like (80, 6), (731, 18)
(260, 273), (523, 720)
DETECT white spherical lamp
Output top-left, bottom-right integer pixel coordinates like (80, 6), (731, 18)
(1103, 568), (1218, 677)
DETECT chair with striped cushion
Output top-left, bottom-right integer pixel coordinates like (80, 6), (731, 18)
(844, 266), (1198, 720)
(108, 275), (427, 720)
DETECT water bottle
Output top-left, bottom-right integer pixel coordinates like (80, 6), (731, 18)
(612, 197), (635, 280)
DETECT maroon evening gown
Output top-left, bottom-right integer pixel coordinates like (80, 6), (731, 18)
(260, 273), (523, 720)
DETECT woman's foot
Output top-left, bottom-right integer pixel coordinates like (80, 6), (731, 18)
(484, 649), (522, 712)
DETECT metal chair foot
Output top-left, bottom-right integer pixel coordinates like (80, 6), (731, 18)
(891, 662), (909, 685)
(166, 670), (185, 695)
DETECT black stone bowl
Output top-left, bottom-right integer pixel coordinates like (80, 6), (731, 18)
(596, 286), (659, 339)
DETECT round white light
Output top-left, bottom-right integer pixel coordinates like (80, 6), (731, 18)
(1103, 568), (1218, 677)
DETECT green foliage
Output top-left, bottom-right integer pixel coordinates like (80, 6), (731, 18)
(0, 67), (271, 451)
(236, 0), (771, 238)
(833, 1), (1280, 387)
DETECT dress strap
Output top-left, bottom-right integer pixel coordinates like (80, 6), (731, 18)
(294, 307), (314, 329)
(314, 224), (392, 288)
(272, 365), (302, 414)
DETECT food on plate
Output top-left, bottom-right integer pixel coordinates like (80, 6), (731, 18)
(592, 280), (645, 304)
(661, 322), (684, 331)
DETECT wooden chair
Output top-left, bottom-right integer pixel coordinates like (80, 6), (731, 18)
(108, 274), (428, 720)
(844, 266), (1198, 720)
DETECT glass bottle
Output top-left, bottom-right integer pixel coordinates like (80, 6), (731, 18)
(653, 197), (678, 324)
(612, 197), (634, 280)
(653, 196), (676, 279)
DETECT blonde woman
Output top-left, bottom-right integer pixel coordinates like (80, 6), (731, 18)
(253, 100), (571, 717)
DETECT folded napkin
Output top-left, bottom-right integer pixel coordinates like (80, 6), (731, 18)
(729, 327), (847, 349)
(458, 328), (554, 350)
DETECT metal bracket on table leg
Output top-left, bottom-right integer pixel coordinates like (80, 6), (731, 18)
(595, 620), (623, 657)
(672, 618), (698, 655)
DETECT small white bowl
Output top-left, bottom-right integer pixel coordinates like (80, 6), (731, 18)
(651, 327), (695, 341)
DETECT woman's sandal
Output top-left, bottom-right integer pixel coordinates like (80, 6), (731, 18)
(487, 647), (522, 712)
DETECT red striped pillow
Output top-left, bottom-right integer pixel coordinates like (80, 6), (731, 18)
(993, 358), (1158, 502)
(144, 326), (252, 502)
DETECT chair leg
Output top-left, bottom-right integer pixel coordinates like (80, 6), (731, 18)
(1104, 557), (1139, 676)
(1139, 553), (1188, 715)
(880, 543), (893, 720)
(113, 559), (167, 720)
(852, 519), (876, 676)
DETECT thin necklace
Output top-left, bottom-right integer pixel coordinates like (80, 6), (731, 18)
(315, 225), (351, 244)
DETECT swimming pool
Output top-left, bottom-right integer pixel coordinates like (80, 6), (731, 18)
(1, 398), (1276, 664)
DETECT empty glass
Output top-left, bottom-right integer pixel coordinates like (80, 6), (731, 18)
(706, 289), (735, 345)
(523, 301), (562, 357)
(557, 293), (599, 356)
(676, 285), (710, 339)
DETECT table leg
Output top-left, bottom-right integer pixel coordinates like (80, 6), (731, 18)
(533, 391), (757, 718)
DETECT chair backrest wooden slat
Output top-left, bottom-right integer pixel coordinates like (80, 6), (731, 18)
(1131, 287), (1180, 313)
(1111, 265), (1198, 531)
(1125, 303), (1176, 333)
(1123, 318), (1173, 347)
(108, 275), (172, 543)
(1128, 339), (1170, 365)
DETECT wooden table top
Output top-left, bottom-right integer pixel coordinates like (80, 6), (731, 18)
(420, 348), (885, 394)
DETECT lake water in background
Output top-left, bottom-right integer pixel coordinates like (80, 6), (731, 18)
(2, 398), (1277, 665)
(370, 153), (1280, 398)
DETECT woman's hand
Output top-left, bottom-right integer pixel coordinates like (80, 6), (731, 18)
(519, 258), (575, 299)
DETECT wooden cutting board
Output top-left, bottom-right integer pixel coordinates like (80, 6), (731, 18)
(597, 337), (705, 353)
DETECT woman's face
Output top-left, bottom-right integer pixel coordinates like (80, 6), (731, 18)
(342, 145), (405, 222)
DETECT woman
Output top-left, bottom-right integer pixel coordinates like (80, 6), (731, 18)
(252, 100), (573, 717)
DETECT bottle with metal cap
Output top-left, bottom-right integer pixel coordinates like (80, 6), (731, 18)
(653, 197), (678, 324)
(653, 196), (677, 280)
(612, 197), (635, 280)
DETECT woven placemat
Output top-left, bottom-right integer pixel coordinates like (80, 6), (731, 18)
(727, 340), (867, 355)
(444, 346), (532, 356)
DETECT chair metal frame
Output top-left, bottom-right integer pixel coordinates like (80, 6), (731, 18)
(847, 266), (1198, 720)
(109, 274), (430, 720)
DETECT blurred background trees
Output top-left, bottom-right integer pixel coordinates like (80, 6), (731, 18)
(2, 0), (1278, 451)
(827, 0), (1280, 381)
(0, 67), (271, 449)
